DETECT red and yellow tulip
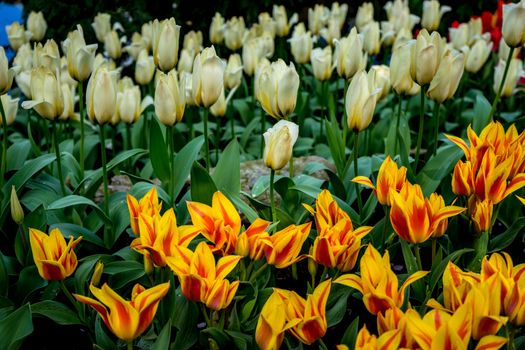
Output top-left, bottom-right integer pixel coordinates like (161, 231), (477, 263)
(74, 282), (170, 342)
(127, 187), (162, 235)
(376, 307), (417, 349)
(355, 325), (402, 350)
(29, 227), (82, 281)
(166, 241), (241, 310)
(335, 245), (428, 315)
(235, 218), (271, 260)
(263, 222), (311, 268)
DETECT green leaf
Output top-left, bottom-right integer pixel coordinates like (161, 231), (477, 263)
(31, 300), (81, 325)
(416, 145), (463, 196)
(7, 139), (31, 172)
(472, 94), (491, 133)
(400, 240), (425, 301)
(15, 266), (47, 304)
(229, 192), (258, 222)
(47, 195), (111, 224)
(428, 247), (474, 296)
(152, 319), (172, 350)
(340, 316), (360, 348)
(149, 118), (170, 182)
(172, 136), (204, 200)
(0, 251), (7, 297)
(172, 287), (199, 350)
(325, 119), (346, 177)
(50, 223), (105, 247)
(0, 303), (33, 350)
(212, 139), (241, 194)
(190, 162), (217, 205)
(95, 316), (117, 350)
(326, 283), (350, 327)
(489, 217), (525, 252)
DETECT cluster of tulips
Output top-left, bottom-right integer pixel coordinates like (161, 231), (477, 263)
(1, 0), (525, 349)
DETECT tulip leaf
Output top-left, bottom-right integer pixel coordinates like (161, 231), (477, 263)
(95, 316), (117, 350)
(50, 222), (105, 248)
(190, 162), (217, 205)
(15, 267), (48, 305)
(340, 316), (360, 348)
(325, 119), (346, 177)
(149, 117), (170, 183)
(172, 136), (204, 201)
(239, 117), (260, 150)
(0, 303), (33, 350)
(47, 195), (111, 224)
(472, 93), (491, 133)
(326, 283), (350, 327)
(489, 217), (525, 252)
(151, 319), (171, 350)
(212, 138), (240, 194)
(172, 287), (199, 350)
(31, 300), (81, 325)
(225, 330), (252, 350)
(7, 139), (31, 172)
(428, 247), (474, 296)
(416, 145), (463, 196)
(0, 251), (7, 297)
(201, 327), (231, 348)
(227, 191), (258, 223)
(400, 240), (425, 302)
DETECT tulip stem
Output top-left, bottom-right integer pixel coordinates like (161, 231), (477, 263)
(77, 81), (85, 180)
(168, 125), (175, 206)
(414, 86), (427, 173)
(507, 324), (516, 350)
(52, 120), (67, 195)
(60, 281), (78, 310)
(269, 169), (277, 225)
(126, 123), (132, 169)
(394, 94), (402, 155)
(0, 97), (8, 188)
(414, 245), (423, 271)
(127, 341), (133, 350)
(99, 124), (110, 219)
(318, 338), (329, 350)
(203, 109), (210, 172)
(488, 47), (515, 121)
(260, 115), (265, 159)
(431, 238), (437, 266)
(200, 304), (211, 327)
(249, 262), (268, 283)
(381, 206), (390, 251)
(432, 102), (441, 156)
(353, 131), (363, 214)
(468, 231), (489, 272)
(215, 117), (220, 165)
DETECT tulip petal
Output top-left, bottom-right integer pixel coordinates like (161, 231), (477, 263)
(216, 255), (242, 280)
(474, 335), (507, 350)
(446, 134), (470, 157)
(352, 176), (375, 190)
(334, 274), (364, 294)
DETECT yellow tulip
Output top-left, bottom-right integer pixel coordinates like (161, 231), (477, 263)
(310, 47), (332, 81)
(74, 282), (170, 342)
(126, 187), (162, 236)
(154, 69), (185, 126)
(27, 11), (47, 42)
(209, 12), (225, 45)
(0, 94), (19, 126)
(6, 22), (31, 51)
(345, 70), (380, 132)
(235, 219), (272, 260)
(29, 227), (82, 281)
(335, 27), (367, 80)
(356, 2), (374, 31)
(263, 120), (299, 171)
(469, 198), (493, 234)
(90, 261), (104, 287)
(421, 0), (451, 31)
(151, 18), (181, 72)
(502, 1), (525, 48)
(92, 12), (111, 43)
(63, 25), (98, 82)
(427, 48), (465, 103)
(192, 46), (225, 108)
(86, 66), (117, 124)
(355, 325), (402, 350)
(264, 223), (311, 268)
(21, 67), (64, 120)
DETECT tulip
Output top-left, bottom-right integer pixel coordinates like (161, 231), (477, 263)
(166, 242), (241, 310)
(27, 11), (47, 42)
(183, 31), (203, 54)
(392, 27), (413, 51)
(381, 21), (396, 47)
(154, 69), (185, 126)
(384, 0), (420, 33)
(210, 86), (237, 117)
(464, 39), (493, 73)
(345, 70), (380, 132)
(273, 5), (298, 37)
(63, 25), (98, 82)
(92, 13), (111, 43)
(376, 307), (417, 348)
(355, 326), (402, 350)
(493, 58), (523, 97)
(320, 18), (342, 44)
(86, 66), (117, 124)
(469, 198), (493, 234)
(116, 85), (142, 124)
(127, 187), (163, 235)
(33, 39), (60, 72)
(29, 227), (82, 280)
(209, 12), (225, 45)
(235, 219), (272, 260)
(498, 39), (519, 62)
(10, 185), (24, 224)
(368, 65), (391, 101)
(21, 67), (64, 120)
(13, 43), (32, 71)
(410, 29), (444, 86)
(0, 94), (19, 126)
(125, 32), (147, 60)
(192, 46), (225, 108)
(258, 12), (276, 39)
(134, 49), (155, 85)
(6, 22), (31, 51)
(421, 0), (451, 31)
(59, 83), (79, 121)
(242, 38), (262, 77)
(308, 4), (330, 35)
(289, 24), (313, 65)
(74, 282), (170, 342)
(452, 160), (474, 197)
(362, 22), (381, 56)
(449, 23), (469, 50)
(356, 3), (374, 31)
(90, 261), (104, 287)
(353, 155), (407, 206)
(224, 16), (246, 51)
(311, 47), (332, 81)
(502, 1), (525, 48)
(186, 191), (241, 254)
(264, 223), (311, 268)
(151, 18), (180, 72)
(427, 49), (465, 103)
(335, 245), (428, 315)
(390, 42), (420, 96)
(263, 120), (299, 171)
(0, 48), (15, 95)
(335, 28), (367, 80)
(224, 54), (243, 90)
(141, 22), (153, 50)
(440, 261), (481, 311)
(104, 30), (122, 60)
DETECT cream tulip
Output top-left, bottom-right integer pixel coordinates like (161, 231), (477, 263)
(141, 22), (153, 51)
(392, 27), (413, 50)
(178, 49), (195, 74)
(63, 25), (98, 82)
(464, 39), (493, 73)
(346, 70), (380, 131)
(409, 29), (443, 86)
(224, 17), (245, 51)
(183, 31), (203, 53)
(368, 65), (391, 101)
(27, 11), (47, 42)
(449, 23), (469, 50)
(498, 39), (519, 62)
(117, 85), (142, 124)
(210, 12), (225, 45)
(320, 18), (342, 45)
(256, 59), (299, 120)
(210, 86), (237, 117)
(311, 47), (333, 81)
(224, 54), (243, 90)
(493, 58), (523, 97)
(6, 22), (31, 51)
(243, 38), (264, 76)
(125, 32), (147, 60)
(273, 5), (298, 37)
(384, 0), (420, 33)
(427, 49), (465, 103)
(59, 83), (78, 121)
(180, 72), (195, 107)
(289, 24), (313, 65)
(258, 12), (276, 39)
(502, 1), (525, 48)
(13, 43), (32, 71)
(15, 70), (31, 98)
(86, 67), (117, 124)
(151, 18), (180, 72)
(335, 27), (367, 80)
(33, 39), (60, 72)
(356, 2), (374, 31)
(21, 67), (64, 120)
(330, 2), (348, 30)
(92, 13), (111, 43)
(135, 49), (155, 85)
(390, 41), (420, 96)
(154, 70), (185, 126)
(0, 47), (16, 94)
(468, 17), (483, 44)
(308, 4), (330, 35)
(421, 0), (451, 32)
(104, 31), (122, 60)
(0, 94), (19, 126)
(254, 58), (270, 101)
(263, 120), (299, 171)
(59, 56), (77, 89)
(362, 21), (381, 56)
(192, 46), (225, 108)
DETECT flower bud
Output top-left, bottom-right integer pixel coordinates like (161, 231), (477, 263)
(356, 2), (374, 31)
(117, 85), (142, 124)
(0, 94), (19, 126)
(63, 25), (98, 82)
(421, 0), (451, 32)
(502, 1), (525, 48)
(6, 22), (31, 51)
(311, 47), (333, 81)
(104, 30), (122, 60)
(256, 59), (299, 120)
(361, 21), (381, 55)
(263, 120), (299, 171)
(0, 47), (16, 94)
(10, 186), (24, 225)
(192, 46), (225, 108)
(92, 13), (111, 43)
(224, 54), (243, 90)
(346, 70), (380, 131)
(493, 58), (523, 97)
(390, 42), (420, 96)
(27, 11), (47, 42)
(21, 67), (64, 120)
(86, 67), (117, 124)
(152, 18), (181, 72)
(155, 70), (185, 125)
(335, 27), (367, 79)
(135, 49), (155, 85)
(210, 13), (225, 45)
(368, 65), (391, 101)
(224, 17), (245, 51)
(469, 198), (493, 234)
(463, 39), (493, 73)
(427, 49), (465, 103)
(289, 24), (313, 65)
(90, 261), (104, 287)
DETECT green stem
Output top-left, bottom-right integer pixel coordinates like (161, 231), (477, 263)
(201, 304), (211, 327)
(127, 341), (133, 350)
(203, 109), (210, 172)
(168, 125), (175, 206)
(288, 154), (294, 178)
(431, 238), (437, 266)
(432, 102), (441, 156)
(249, 262), (268, 283)
(143, 111), (149, 149)
(353, 131), (363, 214)
(468, 231), (489, 272)
(260, 114), (265, 159)
(381, 206), (390, 251)
(414, 86), (427, 173)
(342, 79), (349, 146)
(230, 112), (235, 141)
(0, 97), (8, 188)
(488, 47), (515, 121)
(269, 169), (277, 224)
(215, 117), (220, 165)
(60, 280), (78, 309)
(52, 120), (67, 195)
(394, 94), (402, 154)
(99, 123), (109, 218)
(318, 338), (329, 350)
(414, 245), (423, 271)
(125, 123), (132, 170)
(78, 81), (85, 180)
(507, 324), (516, 350)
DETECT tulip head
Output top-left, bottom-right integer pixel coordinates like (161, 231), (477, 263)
(135, 49), (155, 85)
(10, 185), (24, 224)
(0, 94), (19, 126)
(469, 198), (493, 234)
(356, 3), (374, 30)
(27, 11), (47, 42)
(117, 85), (142, 124)
(85, 66), (118, 124)
(263, 120), (299, 171)
(289, 26), (313, 65)
(449, 23), (469, 50)
(311, 47), (333, 81)
(92, 13), (111, 43)
(59, 83), (78, 121)
(192, 46), (225, 108)
(152, 18), (181, 72)
(335, 27), (367, 79)
(409, 29), (443, 86)
(362, 21), (381, 56)
(421, 0), (451, 31)
(427, 48), (465, 103)
(264, 223), (311, 268)
(464, 39), (493, 73)
(63, 25), (98, 82)
(0, 48), (16, 94)
(154, 69), (185, 126)
(210, 12), (225, 45)
(256, 291), (299, 350)
(390, 42), (421, 96)
(345, 70), (380, 132)
(502, 1), (525, 48)
(224, 16), (246, 51)
(6, 22), (31, 51)
(224, 53), (243, 90)
(493, 58), (523, 97)
(21, 67), (64, 120)
(368, 65), (391, 101)
(104, 30), (122, 60)
(33, 39), (60, 73)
